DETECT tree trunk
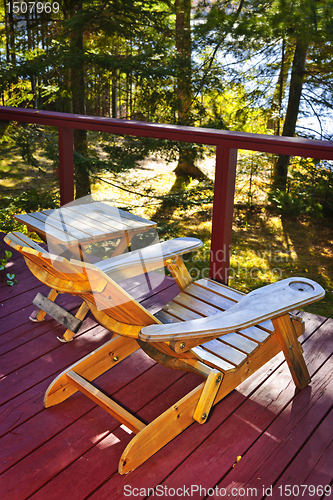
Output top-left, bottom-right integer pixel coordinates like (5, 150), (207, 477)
(272, 39), (309, 190)
(267, 40), (294, 135)
(112, 45), (118, 119)
(3, 0), (10, 63)
(69, 1), (91, 199)
(8, 4), (16, 63)
(174, 0), (205, 180)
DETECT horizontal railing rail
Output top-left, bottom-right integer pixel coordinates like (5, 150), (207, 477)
(1, 105), (333, 284)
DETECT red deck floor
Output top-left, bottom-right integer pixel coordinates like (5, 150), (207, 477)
(0, 235), (332, 500)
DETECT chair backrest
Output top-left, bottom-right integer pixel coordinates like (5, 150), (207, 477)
(5, 232), (97, 290)
(4, 232), (159, 334)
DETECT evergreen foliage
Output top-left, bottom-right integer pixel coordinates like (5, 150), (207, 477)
(1, 0), (333, 198)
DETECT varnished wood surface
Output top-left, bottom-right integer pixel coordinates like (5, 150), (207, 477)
(0, 235), (332, 499)
(140, 277), (324, 341)
(14, 202), (157, 247)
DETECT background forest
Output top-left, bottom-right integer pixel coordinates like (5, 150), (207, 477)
(1, 0), (333, 316)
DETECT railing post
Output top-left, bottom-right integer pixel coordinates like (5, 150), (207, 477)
(58, 127), (74, 205)
(209, 144), (238, 284)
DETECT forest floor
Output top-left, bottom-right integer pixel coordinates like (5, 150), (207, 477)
(1, 144), (332, 318)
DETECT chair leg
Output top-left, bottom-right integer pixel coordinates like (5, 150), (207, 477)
(58, 301), (90, 342)
(120, 334), (284, 474)
(193, 369), (223, 424)
(273, 314), (311, 390)
(111, 232), (134, 257)
(29, 288), (58, 322)
(119, 381), (205, 474)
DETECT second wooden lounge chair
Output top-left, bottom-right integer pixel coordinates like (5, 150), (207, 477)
(4, 231), (325, 474)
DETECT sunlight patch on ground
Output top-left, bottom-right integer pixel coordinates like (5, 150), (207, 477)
(90, 431), (110, 444)
(120, 424), (133, 434)
(95, 433), (121, 449)
(91, 157), (177, 220)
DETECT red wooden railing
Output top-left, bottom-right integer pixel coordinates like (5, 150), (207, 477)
(1, 105), (333, 284)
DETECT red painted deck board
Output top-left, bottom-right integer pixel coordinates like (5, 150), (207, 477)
(0, 242), (332, 500)
(104, 319), (332, 500)
(272, 409), (333, 500)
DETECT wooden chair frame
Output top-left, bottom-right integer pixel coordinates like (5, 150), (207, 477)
(4, 231), (325, 474)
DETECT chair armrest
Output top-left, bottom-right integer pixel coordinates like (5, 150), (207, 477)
(139, 277), (325, 343)
(95, 237), (202, 281)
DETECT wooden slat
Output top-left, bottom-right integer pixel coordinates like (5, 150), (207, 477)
(7, 232), (46, 252)
(63, 205), (128, 235)
(154, 310), (182, 324)
(163, 302), (203, 321)
(185, 283), (235, 310)
(173, 292), (221, 316)
(90, 202), (151, 231)
(235, 325), (270, 344)
(191, 346), (237, 372)
(33, 211), (93, 242)
(257, 318), (275, 333)
(15, 213), (78, 244)
(23, 251), (91, 284)
(218, 332), (259, 354)
(82, 275), (159, 328)
(202, 338), (247, 367)
(48, 208), (108, 238)
(93, 202), (157, 227)
(31, 285), (59, 323)
(4, 231), (33, 250)
(195, 278), (244, 301)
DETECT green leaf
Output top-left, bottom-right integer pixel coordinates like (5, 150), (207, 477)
(5, 250), (12, 259)
(6, 273), (15, 280)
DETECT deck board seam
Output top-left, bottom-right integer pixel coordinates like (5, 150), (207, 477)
(160, 331), (333, 499)
(266, 404), (333, 492)
(0, 328), (112, 406)
(0, 314), (90, 357)
(0, 363), (191, 484)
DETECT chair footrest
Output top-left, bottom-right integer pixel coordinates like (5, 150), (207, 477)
(32, 292), (82, 333)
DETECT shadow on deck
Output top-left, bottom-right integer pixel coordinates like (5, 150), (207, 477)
(0, 235), (332, 500)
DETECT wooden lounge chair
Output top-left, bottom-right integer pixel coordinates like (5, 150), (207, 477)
(4, 231), (203, 341)
(4, 231), (325, 474)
